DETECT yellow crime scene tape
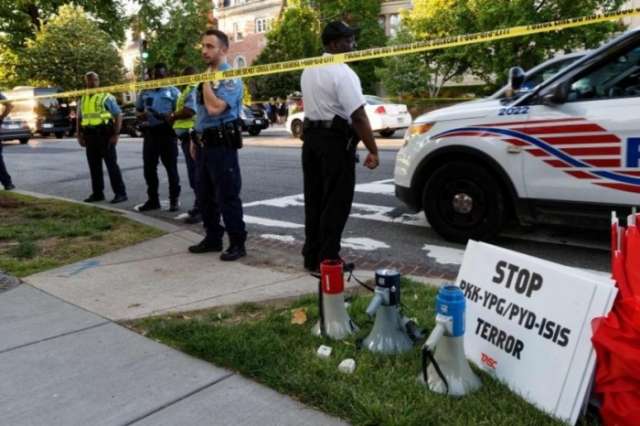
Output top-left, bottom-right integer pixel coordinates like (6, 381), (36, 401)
(2, 8), (640, 104)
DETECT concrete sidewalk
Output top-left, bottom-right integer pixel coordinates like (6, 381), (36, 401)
(0, 285), (345, 425)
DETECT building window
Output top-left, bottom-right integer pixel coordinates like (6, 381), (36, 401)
(389, 14), (401, 37)
(378, 15), (386, 30)
(233, 22), (243, 40)
(234, 56), (246, 68)
(256, 18), (268, 33)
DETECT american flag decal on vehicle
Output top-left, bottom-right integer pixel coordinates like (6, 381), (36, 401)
(433, 118), (640, 194)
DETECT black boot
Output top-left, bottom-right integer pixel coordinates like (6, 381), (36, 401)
(220, 244), (246, 261)
(189, 238), (223, 254)
(137, 199), (160, 211)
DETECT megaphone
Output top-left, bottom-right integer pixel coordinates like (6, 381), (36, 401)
(312, 260), (358, 340)
(362, 269), (421, 354)
(420, 285), (481, 396)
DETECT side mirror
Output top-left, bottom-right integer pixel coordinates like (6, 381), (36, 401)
(508, 67), (526, 92)
(542, 83), (569, 105)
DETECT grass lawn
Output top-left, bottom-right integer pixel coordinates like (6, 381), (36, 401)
(0, 192), (164, 277)
(129, 280), (597, 426)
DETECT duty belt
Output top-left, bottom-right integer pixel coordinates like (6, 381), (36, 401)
(303, 118), (333, 129)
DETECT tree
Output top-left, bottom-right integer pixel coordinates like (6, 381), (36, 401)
(20, 5), (125, 91)
(0, 0), (127, 50)
(379, 0), (624, 94)
(0, 37), (21, 90)
(249, 1), (322, 100)
(318, 0), (387, 93)
(143, 0), (211, 74)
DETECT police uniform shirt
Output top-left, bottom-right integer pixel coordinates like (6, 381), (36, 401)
(136, 87), (180, 127)
(195, 62), (243, 133)
(300, 53), (366, 122)
(78, 94), (122, 124)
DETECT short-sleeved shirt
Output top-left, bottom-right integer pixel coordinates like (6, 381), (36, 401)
(195, 62), (243, 133)
(300, 53), (366, 122)
(77, 93), (122, 121)
(136, 86), (180, 127)
(0, 92), (8, 121)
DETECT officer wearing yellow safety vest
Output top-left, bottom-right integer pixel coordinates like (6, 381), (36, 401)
(76, 71), (127, 204)
(168, 66), (201, 224)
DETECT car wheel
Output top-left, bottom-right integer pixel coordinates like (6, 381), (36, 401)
(248, 127), (261, 136)
(128, 128), (141, 138)
(379, 129), (395, 137)
(423, 161), (505, 243)
(55, 132), (64, 139)
(19, 138), (29, 145)
(291, 119), (303, 138)
(67, 129), (75, 137)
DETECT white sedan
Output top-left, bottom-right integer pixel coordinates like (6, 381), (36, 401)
(286, 95), (412, 138)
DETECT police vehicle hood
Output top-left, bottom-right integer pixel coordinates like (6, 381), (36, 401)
(414, 98), (500, 124)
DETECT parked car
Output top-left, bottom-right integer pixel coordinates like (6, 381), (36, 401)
(240, 105), (269, 136)
(394, 29), (640, 243)
(5, 86), (72, 138)
(285, 95), (412, 138)
(120, 104), (142, 137)
(0, 116), (32, 144)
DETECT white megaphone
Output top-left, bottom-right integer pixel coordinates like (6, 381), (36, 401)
(312, 260), (358, 340)
(362, 269), (421, 354)
(420, 285), (481, 396)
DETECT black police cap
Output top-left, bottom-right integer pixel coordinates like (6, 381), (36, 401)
(322, 21), (358, 45)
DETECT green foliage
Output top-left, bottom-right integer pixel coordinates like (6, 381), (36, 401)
(0, 38), (22, 90)
(142, 0), (211, 74)
(19, 4), (125, 91)
(0, 0), (126, 50)
(318, 0), (387, 94)
(381, 0), (627, 97)
(249, 3), (322, 100)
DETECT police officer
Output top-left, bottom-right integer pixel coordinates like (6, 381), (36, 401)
(168, 66), (200, 223)
(188, 29), (247, 261)
(0, 91), (15, 190)
(136, 63), (181, 211)
(300, 21), (379, 272)
(77, 71), (127, 203)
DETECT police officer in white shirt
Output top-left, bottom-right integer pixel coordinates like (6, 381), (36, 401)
(300, 21), (379, 272)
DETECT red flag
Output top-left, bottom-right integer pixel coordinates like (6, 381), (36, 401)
(625, 225), (640, 297)
(612, 218), (618, 269)
(613, 250), (632, 300)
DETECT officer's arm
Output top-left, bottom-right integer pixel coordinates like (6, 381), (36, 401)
(202, 82), (228, 115)
(113, 113), (123, 135)
(0, 100), (12, 120)
(351, 106), (378, 155)
(173, 107), (195, 120)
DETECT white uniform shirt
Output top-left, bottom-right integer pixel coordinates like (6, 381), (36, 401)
(301, 53), (366, 122)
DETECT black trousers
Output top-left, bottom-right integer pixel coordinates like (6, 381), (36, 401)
(302, 128), (356, 267)
(143, 124), (180, 201)
(197, 144), (246, 245)
(83, 127), (126, 197)
(178, 131), (200, 212)
(0, 142), (12, 188)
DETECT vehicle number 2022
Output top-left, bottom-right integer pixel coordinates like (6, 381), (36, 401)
(498, 106), (529, 116)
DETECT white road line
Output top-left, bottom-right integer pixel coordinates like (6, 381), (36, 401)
(350, 203), (428, 227)
(260, 234), (296, 243)
(422, 244), (465, 266)
(341, 237), (391, 251)
(243, 194), (304, 208)
(354, 179), (395, 195)
(244, 215), (304, 228)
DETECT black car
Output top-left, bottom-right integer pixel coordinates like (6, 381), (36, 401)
(6, 87), (72, 138)
(120, 104), (141, 137)
(0, 116), (31, 144)
(240, 106), (269, 136)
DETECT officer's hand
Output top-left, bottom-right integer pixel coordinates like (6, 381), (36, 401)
(363, 152), (379, 170)
(189, 141), (197, 161)
(77, 135), (86, 147)
(164, 113), (174, 124)
(109, 134), (119, 145)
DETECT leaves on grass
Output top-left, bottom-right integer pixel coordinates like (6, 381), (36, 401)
(291, 308), (308, 325)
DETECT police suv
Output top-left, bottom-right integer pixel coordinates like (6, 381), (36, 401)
(394, 29), (640, 243)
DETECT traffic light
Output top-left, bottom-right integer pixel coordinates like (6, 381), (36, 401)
(141, 39), (149, 60)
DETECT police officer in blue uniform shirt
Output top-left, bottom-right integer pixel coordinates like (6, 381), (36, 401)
(188, 29), (247, 261)
(0, 91), (15, 190)
(136, 63), (181, 211)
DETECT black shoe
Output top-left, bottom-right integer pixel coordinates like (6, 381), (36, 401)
(3, 184), (15, 190)
(220, 245), (246, 261)
(184, 213), (202, 224)
(84, 193), (105, 203)
(189, 239), (223, 254)
(137, 199), (160, 211)
(110, 194), (128, 204)
(169, 199), (180, 212)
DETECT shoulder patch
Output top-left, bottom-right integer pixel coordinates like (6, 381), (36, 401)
(222, 79), (238, 90)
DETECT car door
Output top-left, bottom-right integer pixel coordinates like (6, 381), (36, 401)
(521, 42), (640, 206)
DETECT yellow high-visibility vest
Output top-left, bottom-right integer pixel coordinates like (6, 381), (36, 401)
(173, 85), (197, 130)
(80, 93), (114, 127)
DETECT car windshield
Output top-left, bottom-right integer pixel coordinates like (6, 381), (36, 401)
(364, 95), (387, 105)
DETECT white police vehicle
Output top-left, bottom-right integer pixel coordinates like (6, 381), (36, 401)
(394, 29), (640, 243)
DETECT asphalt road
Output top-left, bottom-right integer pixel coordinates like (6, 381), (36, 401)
(2, 126), (610, 275)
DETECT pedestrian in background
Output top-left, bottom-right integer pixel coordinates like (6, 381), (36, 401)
(188, 29), (247, 261)
(268, 97), (277, 124)
(77, 71), (127, 204)
(0, 91), (15, 190)
(136, 63), (181, 212)
(168, 66), (201, 224)
(300, 21), (379, 272)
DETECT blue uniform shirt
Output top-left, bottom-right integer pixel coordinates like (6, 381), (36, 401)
(78, 94), (121, 121)
(195, 62), (243, 133)
(136, 87), (180, 127)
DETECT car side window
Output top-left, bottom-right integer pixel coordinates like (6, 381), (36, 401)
(567, 45), (640, 102)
